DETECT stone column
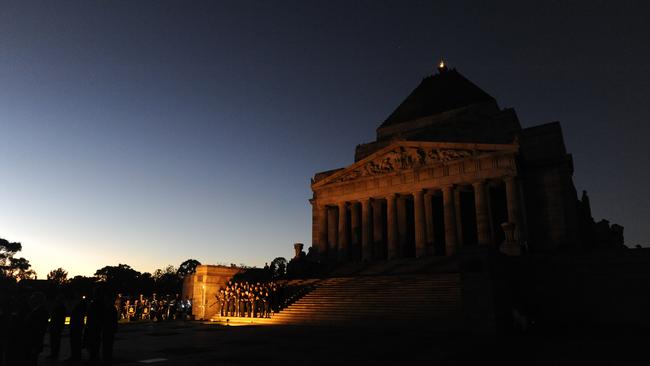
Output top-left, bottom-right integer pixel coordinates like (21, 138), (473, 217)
(442, 186), (457, 256)
(486, 185), (496, 245)
(293, 243), (304, 259)
(372, 199), (384, 258)
(504, 176), (522, 240)
(473, 181), (491, 246)
(317, 205), (328, 255)
(397, 195), (408, 257)
(338, 202), (348, 261)
(327, 206), (338, 254)
(350, 202), (360, 257)
(454, 188), (464, 247)
(424, 191), (436, 255)
(386, 193), (398, 260)
(414, 190), (426, 258)
(361, 199), (372, 261)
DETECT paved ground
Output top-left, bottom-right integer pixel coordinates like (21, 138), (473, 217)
(37, 321), (648, 366)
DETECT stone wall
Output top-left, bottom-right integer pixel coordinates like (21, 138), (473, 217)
(182, 265), (242, 320)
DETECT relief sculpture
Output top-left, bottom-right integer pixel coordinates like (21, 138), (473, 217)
(331, 146), (476, 183)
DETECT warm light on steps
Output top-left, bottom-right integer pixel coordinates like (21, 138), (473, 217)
(210, 274), (463, 326)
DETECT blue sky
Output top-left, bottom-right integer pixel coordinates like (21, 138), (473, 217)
(0, 1), (648, 277)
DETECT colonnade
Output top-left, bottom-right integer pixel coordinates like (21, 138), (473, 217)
(316, 177), (522, 261)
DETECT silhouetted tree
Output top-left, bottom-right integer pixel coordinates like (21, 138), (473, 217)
(1, 237), (36, 280)
(95, 264), (141, 294)
(68, 275), (97, 297)
(137, 272), (155, 296)
(177, 259), (201, 278)
(7, 257), (36, 280)
(270, 257), (287, 279)
(153, 265), (180, 295)
(47, 267), (68, 285)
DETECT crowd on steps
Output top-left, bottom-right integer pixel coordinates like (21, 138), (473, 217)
(216, 281), (285, 318)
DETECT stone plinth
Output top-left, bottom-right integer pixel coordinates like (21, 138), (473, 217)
(182, 265), (242, 320)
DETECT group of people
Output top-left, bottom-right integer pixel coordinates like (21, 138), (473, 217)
(118, 294), (191, 322)
(217, 281), (283, 318)
(0, 287), (118, 366)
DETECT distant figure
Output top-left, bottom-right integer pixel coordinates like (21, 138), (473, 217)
(67, 293), (87, 363)
(85, 288), (105, 364)
(6, 295), (28, 366)
(101, 293), (119, 365)
(23, 292), (49, 366)
(48, 293), (67, 360)
(0, 292), (10, 366)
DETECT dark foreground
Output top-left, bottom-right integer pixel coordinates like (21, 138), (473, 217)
(38, 321), (647, 366)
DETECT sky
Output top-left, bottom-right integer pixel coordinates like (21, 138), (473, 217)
(0, 0), (648, 278)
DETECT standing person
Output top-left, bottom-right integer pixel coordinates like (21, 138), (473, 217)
(101, 293), (119, 365)
(84, 288), (104, 364)
(217, 289), (225, 317)
(23, 292), (49, 366)
(47, 293), (66, 360)
(6, 295), (29, 366)
(263, 291), (270, 318)
(66, 293), (86, 363)
(0, 292), (9, 366)
(248, 291), (254, 318)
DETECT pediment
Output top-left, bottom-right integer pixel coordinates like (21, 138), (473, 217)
(313, 141), (517, 188)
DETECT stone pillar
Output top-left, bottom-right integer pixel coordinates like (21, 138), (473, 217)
(486, 185), (496, 245)
(350, 202), (360, 260)
(442, 186), (457, 256)
(361, 199), (372, 262)
(414, 190), (426, 258)
(386, 193), (398, 260)
(317, 205), (328, 255)
(327, 206), (338, 253)
(473, 181), (491, 246)
(424, 191), (436, 255)
(293, 243), (304, 259)
(372, 199), (384, 258)
(454, 188), (464, 247)
(397, 195), (408, 257)
(338, 202), (348, 261)
(504, 176), (521, 240)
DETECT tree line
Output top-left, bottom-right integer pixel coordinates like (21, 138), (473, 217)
(1, 236), (201, 296)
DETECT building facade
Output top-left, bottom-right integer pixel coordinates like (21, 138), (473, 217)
(310, 64), (585, 261)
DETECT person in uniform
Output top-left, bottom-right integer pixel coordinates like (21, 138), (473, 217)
(235, 288), (241, 317)
(218, 289), (225, 316)
(249, 290), (256, 318)
(263, 291), (270, 318)
(225, 290), (231, 317)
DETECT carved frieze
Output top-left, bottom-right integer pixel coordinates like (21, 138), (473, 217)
(332, 146), (474, 183)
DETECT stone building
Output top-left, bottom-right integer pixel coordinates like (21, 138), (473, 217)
(310, 63), (589, 261)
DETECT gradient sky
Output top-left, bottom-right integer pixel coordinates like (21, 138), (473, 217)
(0, 1), (648, 278)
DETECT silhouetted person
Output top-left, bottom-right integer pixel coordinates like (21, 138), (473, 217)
(101, 294), (119, 365)
(67, 294), (87, 363)
(85, 288), (104, 364)
(6, 294), (28, 366)
(48, 293), (66, 360)
(23, 292), (49, 366)
(0, 292), (10, 366)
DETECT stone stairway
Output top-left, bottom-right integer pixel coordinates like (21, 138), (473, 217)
(270, 273), (462, 328)
(210, 273), (463, 328)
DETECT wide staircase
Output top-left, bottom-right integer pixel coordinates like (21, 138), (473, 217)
(213, 273), (463, 329)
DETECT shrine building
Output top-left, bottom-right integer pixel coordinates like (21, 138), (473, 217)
(310, 62), (583, 261)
